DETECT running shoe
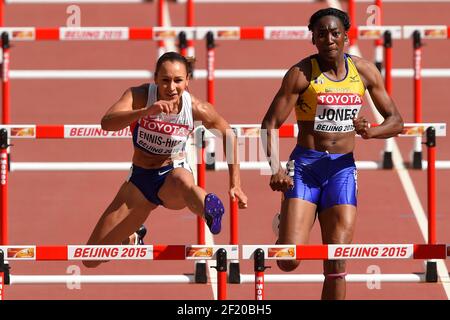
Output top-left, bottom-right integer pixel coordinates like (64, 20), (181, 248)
(204, 193), (225, 235)
(134, 225), (147, 245)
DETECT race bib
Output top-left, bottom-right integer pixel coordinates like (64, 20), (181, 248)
(314, 93), (362, 133)
(135, 116), (191, 155)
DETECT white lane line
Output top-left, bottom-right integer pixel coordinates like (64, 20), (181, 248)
(205, 230), (218, 300)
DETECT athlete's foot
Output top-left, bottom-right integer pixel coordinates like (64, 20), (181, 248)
(124, 225), (147, 245)
(204, 193), (225, 235)
(135, 225), (147, 245)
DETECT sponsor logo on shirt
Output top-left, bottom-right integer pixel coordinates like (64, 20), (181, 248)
(135, 117), (191, 155)
(314, 93), (362, 133)
(349, 75), (360, 83)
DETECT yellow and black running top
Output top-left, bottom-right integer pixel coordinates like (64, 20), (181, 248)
(296, 54), (366, 133)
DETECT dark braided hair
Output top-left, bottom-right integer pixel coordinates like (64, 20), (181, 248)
(155, 51), (195, 78)
(308, 8), (351, 32)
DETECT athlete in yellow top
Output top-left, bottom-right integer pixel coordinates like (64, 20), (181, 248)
(295, 53), (365, 131)
(261, 8), (403, 300)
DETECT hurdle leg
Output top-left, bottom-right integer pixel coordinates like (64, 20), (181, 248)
(195, 261), (207, 284)
(412, 30), (423, 170)
(412, 137), (423, 169)
(382, 31), (394, 169)
(0, 249), (11, 300)
(425, 127), (437, 282)
(211, 248), (227, 300)
(254, 248), (268, 300)
(195, 128), (207, 283)
(229, 198), (240, 283)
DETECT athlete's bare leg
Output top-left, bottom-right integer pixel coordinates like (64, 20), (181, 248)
(318, 204), (356, 300)
(83, 182), (156, 268)
(277, 198), (317, 271)
(158, 168), (207, 215)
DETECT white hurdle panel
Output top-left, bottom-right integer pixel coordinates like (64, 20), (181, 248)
(0, 245), (239, 261)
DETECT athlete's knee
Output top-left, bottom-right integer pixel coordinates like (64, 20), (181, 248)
(323, 260), (347, 280)
(277, 260), (300, 272)
(275, 238), (301, 272)
(170, 168), (195, 190)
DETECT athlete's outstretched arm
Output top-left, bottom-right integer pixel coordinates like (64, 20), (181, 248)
(353, 58), (404, 139)
(192, 95), (248, 209)
(261, 66), (306, 192)
(101, 86), (176, 131)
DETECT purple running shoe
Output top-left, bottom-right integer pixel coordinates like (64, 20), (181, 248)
(204, 193), (225, 234)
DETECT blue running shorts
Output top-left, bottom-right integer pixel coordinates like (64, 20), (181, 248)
(284, 145), (357, 213)
(127, 159), (191, 206)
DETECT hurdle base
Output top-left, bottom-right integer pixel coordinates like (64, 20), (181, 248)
(412, 151), (423, 169)
(0, 252), (10, 285)
(195, 261), (207, 284)
(228, 262), (241, 284)
(382, 151), (393, 169)
(425, 261), (438, 282)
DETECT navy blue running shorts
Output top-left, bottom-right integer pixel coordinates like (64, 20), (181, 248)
(127, 159), (191, 206)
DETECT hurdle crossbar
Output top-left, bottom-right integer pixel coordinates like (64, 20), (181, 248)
(210, 161), (450, 171)
(7, 273), (429, 285)
(1, 244), (448, 261)
(9, 162), (132, 171)
(0, 26), (449, 41)
(6, 0), (147, 2)
(0, 245), (239, 261)
(242, 244), (449, 260)
(9, 274), (196, 284)
(9, 160), (450, 171)
(9, 68), (450, 79)
(0, 123), (445, 139)
(239, 273), (426, 283)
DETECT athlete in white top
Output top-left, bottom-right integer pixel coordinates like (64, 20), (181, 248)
(130, 82), (195, 157)
(83, 52), (248, 268)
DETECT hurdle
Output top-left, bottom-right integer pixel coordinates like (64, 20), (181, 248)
(0, 245), (237, 300)
(242, 244), (449, 300)
(1, 243), (448, 300)
(0, 122), (446, 283)
(0, 123), (446, 226)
